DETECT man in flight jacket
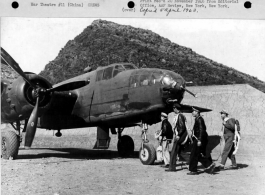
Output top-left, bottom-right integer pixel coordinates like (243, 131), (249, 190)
(167, 103), (190, 172)
(187, 107), (216, 175)
(160, 112), (173, 167)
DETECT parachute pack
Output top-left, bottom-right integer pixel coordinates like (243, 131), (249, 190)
(235, 119), (241, 134)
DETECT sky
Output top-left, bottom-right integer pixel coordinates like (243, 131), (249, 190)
(1, 18), (265, 82)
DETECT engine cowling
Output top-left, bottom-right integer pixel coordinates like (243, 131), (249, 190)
(1, 73), (52, 123)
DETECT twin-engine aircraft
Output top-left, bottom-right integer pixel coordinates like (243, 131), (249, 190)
(1, 47), (211, 164)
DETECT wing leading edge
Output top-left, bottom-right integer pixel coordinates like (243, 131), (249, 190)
(178, 104), (212, 113)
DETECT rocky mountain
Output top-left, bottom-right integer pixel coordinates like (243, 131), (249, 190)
(4, 19), (265, 92)
(1, 62), (19, 81)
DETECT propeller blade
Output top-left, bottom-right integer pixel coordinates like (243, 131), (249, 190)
(1, 47), (36, 88)
(24, 97), (39, 148)
(47, 80), (90, 93)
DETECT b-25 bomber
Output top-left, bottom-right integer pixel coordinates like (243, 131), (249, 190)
(1, 47), (211, 165)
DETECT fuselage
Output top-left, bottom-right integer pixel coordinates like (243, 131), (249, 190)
(1, 63), (186, 130)
(39, 63), (186, 130)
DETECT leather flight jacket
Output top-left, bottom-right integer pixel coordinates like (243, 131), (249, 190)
(193, 116), (207, 141)
(161, 119), (173, 140)
(175, 113), (187, 137)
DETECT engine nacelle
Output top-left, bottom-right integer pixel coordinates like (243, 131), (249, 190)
(1, 73), (52, 123)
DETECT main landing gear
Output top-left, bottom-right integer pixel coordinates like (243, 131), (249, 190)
(117, 128), (134, 157)
(139, 123), (156, 165)
(1, 121), (22, 160)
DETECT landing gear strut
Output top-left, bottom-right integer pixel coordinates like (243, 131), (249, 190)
(117, 128), (134, 157)
(139, 123), (156, 165)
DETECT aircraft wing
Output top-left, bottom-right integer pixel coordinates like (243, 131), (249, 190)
(178, 104), (212, 113)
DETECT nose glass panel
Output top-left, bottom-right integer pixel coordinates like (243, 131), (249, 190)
(161, 72), (185, 88)
(162, 75), (175, 86)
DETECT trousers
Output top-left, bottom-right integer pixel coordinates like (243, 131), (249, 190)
(189, 138), (213, 172)
(162, 139), (170, 165)
(168, 131), (188, 170)
(220, 134), (237, 166)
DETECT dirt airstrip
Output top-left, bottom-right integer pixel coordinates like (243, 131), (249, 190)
(1, 127), (265, 195)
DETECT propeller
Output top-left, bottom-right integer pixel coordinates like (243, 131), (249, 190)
(1, 47), (89, 148)
(45, 80), (90, 93)
(24, 97), (39, 149)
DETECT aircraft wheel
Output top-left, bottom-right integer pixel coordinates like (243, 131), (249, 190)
(139, 143), (156, 165)
(1, 130), (20, 160)
(117, 135), (134, 157)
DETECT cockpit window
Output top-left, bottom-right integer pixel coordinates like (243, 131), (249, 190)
(130, 74), (139, 88)
(139, 74), (151, 86)
(113, 65), (126, 77)
(102, 66), (114, 80)
(151, 72), (163, 85)
(96, 69), (104, 81)
(123, 64), (137, 70)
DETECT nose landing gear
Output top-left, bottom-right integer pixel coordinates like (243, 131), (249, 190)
(139, 143), (156, 165)
(139, 123), (156, 165)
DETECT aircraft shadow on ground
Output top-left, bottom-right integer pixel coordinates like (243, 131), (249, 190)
(207, 135), (222, 154)
(17, 148), (140, 160)
(17, 135), (248, 169)
(174, 135), (222, 161)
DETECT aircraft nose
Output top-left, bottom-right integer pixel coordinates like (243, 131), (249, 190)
(161, 72), (186, 104)
(161, 72), (185, 89)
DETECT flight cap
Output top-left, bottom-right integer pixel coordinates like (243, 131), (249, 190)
(220, 110), (229, 115)
(161, 112), (168, 118)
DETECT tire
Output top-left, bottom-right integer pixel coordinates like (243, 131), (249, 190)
(1, 130), (20, 160)
(117, 135), (134, 157)
(139, 143), (156, 165)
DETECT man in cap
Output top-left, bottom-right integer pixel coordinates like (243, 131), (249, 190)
(218, 110), (239, 170)
(166, 103), (191, 172)
(159, 112), (173, 167)
(187, 107), (216, 175)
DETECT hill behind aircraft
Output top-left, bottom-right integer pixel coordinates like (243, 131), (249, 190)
(1, 47), (211, 164)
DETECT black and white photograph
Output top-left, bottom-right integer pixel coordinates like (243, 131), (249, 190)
(1, 17), (265, 195)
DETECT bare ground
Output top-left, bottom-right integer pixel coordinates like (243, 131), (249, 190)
(1, 128), (265, 195)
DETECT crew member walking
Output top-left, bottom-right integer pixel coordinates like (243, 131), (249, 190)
(218, 110), (239, 170)
(160, 112), (173, 167)
(166, 103), (191, 172)
(187, 107), (216, 175)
